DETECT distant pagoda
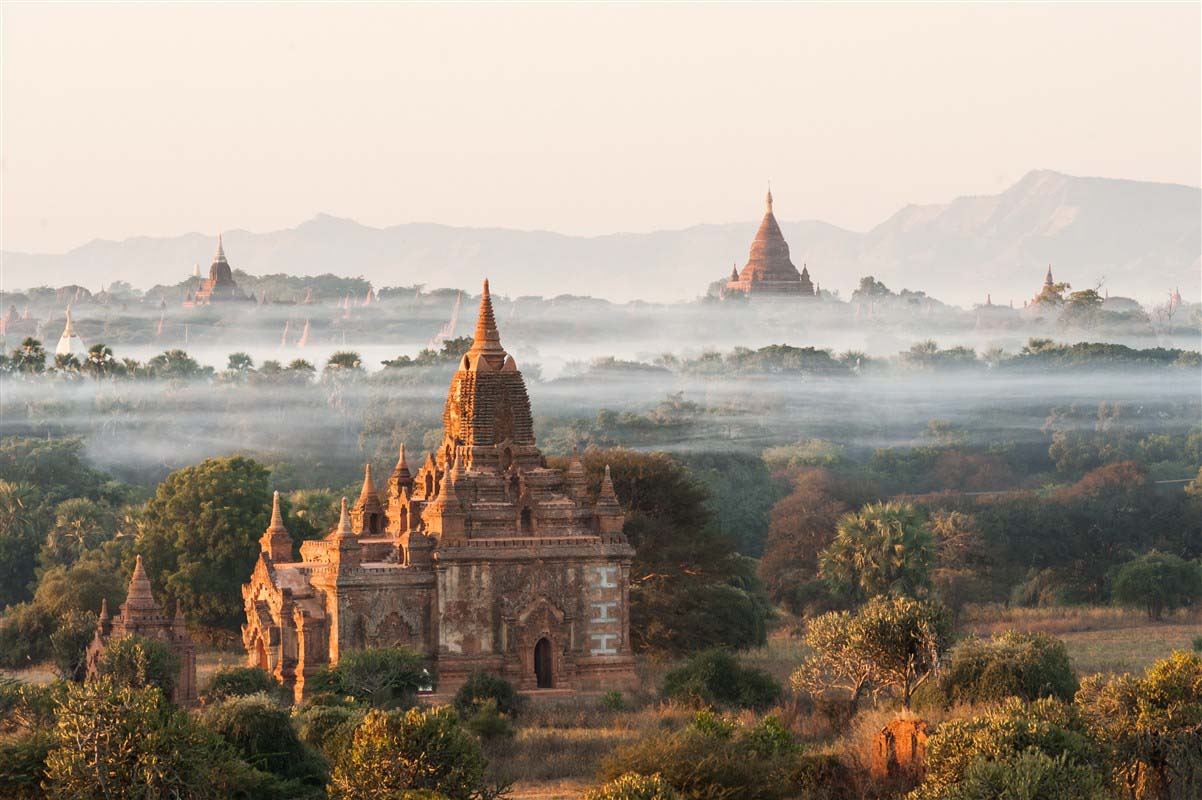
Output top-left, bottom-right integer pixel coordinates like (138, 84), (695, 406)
(184, 235), (252, 306)
(724, 189), (815, 299)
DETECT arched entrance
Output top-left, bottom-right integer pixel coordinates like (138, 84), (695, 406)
(254, 638), (268, 670)
(534, 637), (553, 688)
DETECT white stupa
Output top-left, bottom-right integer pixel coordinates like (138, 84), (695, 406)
(55, 306), (87, 357)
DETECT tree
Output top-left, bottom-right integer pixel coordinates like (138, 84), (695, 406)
(82, 343), (118, 379)
(328, 707), (498, 800)
(0, 481), (47, 608)
(324, 351), (363, 372)
(10, 338), (46, 374)
(44, 677), (250, 799)
(139, 456), (272, 628)
(1076, 651), (1202, 800)
(200, 693), (327, 791)
(660, 649), (781, 710)
(569, 449), (770, 654)
(791, 596), (952, 711)
(937, 631), (1078, 705)
(453, 670), (525, 720)
(39, 497), (119, 570)
(1111, 551), (1202, 620)
(309, 647), (428, 709)
(223, 352), (255, 381)
(819, 501), (935, 603)
(146, 348), (211, 379)
(97, 634), (181, 698)
(53, 353), (82, 374)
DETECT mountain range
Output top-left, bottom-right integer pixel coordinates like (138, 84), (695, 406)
(3, 170), (1198, 306)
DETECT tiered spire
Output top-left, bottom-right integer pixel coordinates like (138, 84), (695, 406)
(215, 234), (228, 264)
(1044, 265), (1054, 286)
(599, 465), (619, 505)
(467, 279), (507, 366)
(359, 464), (378, 503)
(123, 555), (161, 615)
(392, 443), (412, 486)
(332, 497), (353, 539)
(260, 491), (294, 561)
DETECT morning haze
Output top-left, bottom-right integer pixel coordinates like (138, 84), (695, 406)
(2, 3), (1199, 256)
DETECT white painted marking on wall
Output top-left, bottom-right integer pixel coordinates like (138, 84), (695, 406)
(590, 632), (618, 655)
(593, 566), (618, 588)
(591, 601), (617, 623)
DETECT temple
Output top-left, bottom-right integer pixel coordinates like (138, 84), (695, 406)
(724, 189), (815, 298)
(184, 235), (251, 306)
(88, 555), (198, 705)
(242, 280), (636, 702)
(55, 306), (87, 357)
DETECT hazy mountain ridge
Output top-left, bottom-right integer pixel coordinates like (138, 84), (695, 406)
(3, 170), (1197, 306)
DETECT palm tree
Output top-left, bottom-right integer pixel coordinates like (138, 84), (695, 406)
(13, 338), (47, 373)
(84, 343), (116, 378)
(819, 501), (935, 602)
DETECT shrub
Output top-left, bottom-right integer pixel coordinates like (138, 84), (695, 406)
(584, 773), (680, 800)
(310, 646), (427, 709)
(1192, 635), (1202, 653)
(453, 670), (525, 719)
(328, 706), (502, 800)
(202, 665), (281, 703)
(914, 749), (1113, 800)
(0, 732), (52, 800)
(0, 602), (56, 668)
(48, 610), (97, 682)
(661, 649), (781, 710)
(937, 631), (1078, 705)
(96, 634), (180, 698)
(199, 692), (327, 791)
(601, 690), (625, 711)
(1076, 651), (1202, 800)
(918, 698), (1102, 793)
(43, 677), (262, 799)
(293, 695), (366, 752)
(1111, 552), (1202, 620)
(463, 698), (514, 742)
(599, 718), (848, 800)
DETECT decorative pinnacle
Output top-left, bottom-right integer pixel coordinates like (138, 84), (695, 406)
(359, 463), (377, 500)
(599, 464), (618, 503)
(215, 234), (227, 263)
(469, 278), (505, 357)
(334, 497), (352, 537)
(99, 597), (109, 621)
(394, 443), (410, 475)
(766, 185), (773, 213)
(268, 490), (286, 532)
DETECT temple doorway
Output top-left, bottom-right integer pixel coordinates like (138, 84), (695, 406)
(254, 638), (268, 670)
(534, 637), (553, 688)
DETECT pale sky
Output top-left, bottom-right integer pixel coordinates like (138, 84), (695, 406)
(2, 2), (1199, 254)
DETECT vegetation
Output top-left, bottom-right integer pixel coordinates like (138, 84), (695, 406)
(660, 649), (781, 710)
(935, 631), (1079, 706)
(1110, 551), (1202, 620)
(309, 646), (428, 709)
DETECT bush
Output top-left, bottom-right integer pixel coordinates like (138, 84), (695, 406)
(0, 732), (52, 800)
(1076, 651), (1202, 800)
(294, 695), (366, 752)
(463, 698), (515, 742)
(43, 677), (263, 799)
(0, 602), (55, 668)
(598, 718), (851, 800)
(328, 706), (502, 800)
(49, 610), (97, 682)
(202, 665), (281, 704)
(937, 631), (1078, 705)
(200, 693), (327, 793)
(1111, 552), (1202, 620)
(584, 773), (680, 800)
(601, 690), (625, 711)
(914, 749), (1113, 800)
(453, 670), (525, 720)
(661, 649), (780, 710)
(96, 634), (180, 698)
(310, 647), (427, 709)
(918, 698), (1102, 793)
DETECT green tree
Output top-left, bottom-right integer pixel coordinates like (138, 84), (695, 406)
(791, 595), (952, 711)
(1111, 551), (1202, 620)
(819, 501), (935, 602)
(39, 497), (119, 570)
(324, 351), (363, 373)
(82, 343), (118, 378)
(937, 631), (1078, 705)
(328, 707), (498, 800)
(0, 481), (47, 608)
(573, 449), (770, 654)
(97, 634), (181, 698)
(1076, 651), (1202, 800)
(44, 677), (251, 799)
(660, 649), (781, 710)
(146, 348), (211, 380)
(139, 456), (272, 628)
(310, 647), (428, 709)
(223, 351), (255, 381)
(10, 338), (46, 373)
(199, 693), (327, 792)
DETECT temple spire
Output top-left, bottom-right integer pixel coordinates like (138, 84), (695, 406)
(215, 234), (227, 264)
(333, 497), (353, 538)
(766, 186), (774, 214)
(260, 490), (293, 561)
(123, 554), (160, 615)
(359, 463), (377, 502)
(394, 444), (411, 476)
(468, 279), (506, 360)
(1044, 264), (1054, 286)
(268, 490), (286, 532)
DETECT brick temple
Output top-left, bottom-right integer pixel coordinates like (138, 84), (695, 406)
(184, 235), (251, 306)
(88, 555), (198, 706)
(725, 189), (816, 298)
(242, 280), (637, 702)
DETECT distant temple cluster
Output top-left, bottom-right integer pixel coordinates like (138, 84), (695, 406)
(241, 281), (637, 701)
(723, 189), (817, 299)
